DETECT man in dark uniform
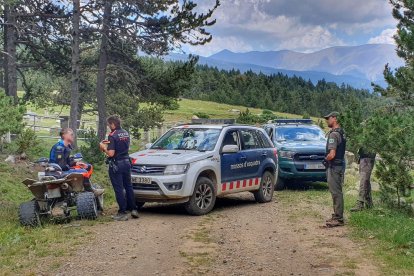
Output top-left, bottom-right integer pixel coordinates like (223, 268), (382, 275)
(323, 112), (347, 227)
(350, 148), (376, 212)
(50, 128), (104, 196)
(100, 115), (138, 221)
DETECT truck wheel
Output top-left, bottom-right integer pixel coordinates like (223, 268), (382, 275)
(275, 173), (286, 191)
(77, 192), (98, 220)
(185, 177), (216, 216)
(254, 171), (275, 203)
(19, 201), (41, 227)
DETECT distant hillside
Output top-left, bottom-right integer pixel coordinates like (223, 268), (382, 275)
(167, 44), (403, 90)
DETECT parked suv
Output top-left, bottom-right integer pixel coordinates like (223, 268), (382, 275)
(130, 124), (278, 215)
(263, 119), (327, 190)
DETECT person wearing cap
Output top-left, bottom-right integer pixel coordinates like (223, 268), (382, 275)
(323, 111), (347, 227)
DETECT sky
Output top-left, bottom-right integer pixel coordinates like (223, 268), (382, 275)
(186, 0), (397, 56)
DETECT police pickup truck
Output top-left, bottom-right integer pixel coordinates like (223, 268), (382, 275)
(130, 124), (278, 215)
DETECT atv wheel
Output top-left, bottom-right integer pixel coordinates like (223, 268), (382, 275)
(185, 177), (216, 216)
(19, 201), (41, 227)
(92, 184), (104, 211)
(77, 192), (98, 220)
(254, 171), (275, 203)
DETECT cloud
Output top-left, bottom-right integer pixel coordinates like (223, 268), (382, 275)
(190, 0), (396, 54)
(368, 28), (397, 44)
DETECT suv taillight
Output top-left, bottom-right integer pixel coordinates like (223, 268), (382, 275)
(273, 148), (278, 158)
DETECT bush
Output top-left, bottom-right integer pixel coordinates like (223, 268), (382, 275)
(79, 129), (106, 165)
(6, 129), (43, 159)
(194, 112), (210, 119)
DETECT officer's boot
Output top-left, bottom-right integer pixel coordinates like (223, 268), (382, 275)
(350, 201), (364, 212)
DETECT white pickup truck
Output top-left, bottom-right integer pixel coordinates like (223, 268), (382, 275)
(130, 124), (278, 215)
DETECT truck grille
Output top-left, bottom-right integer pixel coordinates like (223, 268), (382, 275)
(131, 165), (165, 175)
(294, 153), (325, 161)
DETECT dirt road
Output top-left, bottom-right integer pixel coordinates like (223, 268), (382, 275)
(55, 190), (379, 276)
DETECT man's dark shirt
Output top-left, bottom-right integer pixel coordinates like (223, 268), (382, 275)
(107, 128), (130, 160)
(49, 140), (75, 171)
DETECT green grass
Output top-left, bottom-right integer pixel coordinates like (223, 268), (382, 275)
(349, 207), (414, 275)
(163, 98), (317, 124)
(0, 141), (116, 274)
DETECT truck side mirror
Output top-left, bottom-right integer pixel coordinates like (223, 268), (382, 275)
(145, 143), (153, 149)
(222, 145), (239, 154)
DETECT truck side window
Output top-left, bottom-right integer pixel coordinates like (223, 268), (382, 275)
(240, 130), (260, 150)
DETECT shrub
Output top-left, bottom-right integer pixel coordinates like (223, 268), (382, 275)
(5, 129), (43, 159)
(79, 129), (106, 165)
(194, 112), (210, 119)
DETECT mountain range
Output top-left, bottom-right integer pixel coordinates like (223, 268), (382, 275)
(167, 44), (404, 90)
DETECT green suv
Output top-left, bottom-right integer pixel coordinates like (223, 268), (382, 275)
(263, 119), (327, 190)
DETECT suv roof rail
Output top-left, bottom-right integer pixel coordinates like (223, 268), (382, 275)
(191, 118), (236, 125)
(271, 119), (313, 125)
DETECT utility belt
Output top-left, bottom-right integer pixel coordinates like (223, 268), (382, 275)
(323, 159), (345, 168)
(106, 156), (131, 173)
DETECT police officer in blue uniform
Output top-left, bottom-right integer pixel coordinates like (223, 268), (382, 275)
(50, 128), (104, 196)
(100, 115), (138, 221)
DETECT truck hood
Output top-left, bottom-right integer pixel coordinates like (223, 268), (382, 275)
(278, 140), (326, 153)
(130, 149), (213, 165)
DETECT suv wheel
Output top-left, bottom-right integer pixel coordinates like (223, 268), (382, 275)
(254, 171), (275, 203)
(185, 177), (216, 215)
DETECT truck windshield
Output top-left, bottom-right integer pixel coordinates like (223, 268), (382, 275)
(151, 128), (221, 151)
(276, 127), (325, 142)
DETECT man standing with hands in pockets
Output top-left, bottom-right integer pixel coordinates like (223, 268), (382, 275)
(100, 115), (139, 221)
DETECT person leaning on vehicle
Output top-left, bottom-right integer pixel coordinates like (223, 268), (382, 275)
(99, 115), (139, 221)
(350, 148), (376, 212)
(323, 112), (347, 227)
(50, 128), (104, 196)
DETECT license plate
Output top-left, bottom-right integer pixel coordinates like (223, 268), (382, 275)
(304, 163), (325, 170)
(132, 176), (152, 184)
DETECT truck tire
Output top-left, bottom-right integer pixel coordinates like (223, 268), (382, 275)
(185, 177), (216, 216)
(77, 192), (98, 220)
(19, 201), (41, 227)
(275, 173), (287, 191)
(254, 171), (275, 203)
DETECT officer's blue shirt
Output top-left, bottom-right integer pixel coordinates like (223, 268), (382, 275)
(107, 128), (130, 160)
(49, 140), (75, 171)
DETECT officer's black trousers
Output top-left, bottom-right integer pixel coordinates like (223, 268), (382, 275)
(109, 159), (137, 213)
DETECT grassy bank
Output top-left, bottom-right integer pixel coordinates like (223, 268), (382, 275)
(0, 149), (116, 275)
(277, 167), (414, 276)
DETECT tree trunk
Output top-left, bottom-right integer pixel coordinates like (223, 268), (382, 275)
(3, 4), (18, 102)
(69, 0), (81, 148)
(96, 1), (112, 140)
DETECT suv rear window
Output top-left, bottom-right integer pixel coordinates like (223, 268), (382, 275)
(240, 129), (261, 150)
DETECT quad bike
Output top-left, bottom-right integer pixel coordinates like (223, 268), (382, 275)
(19, 153), (104, 227)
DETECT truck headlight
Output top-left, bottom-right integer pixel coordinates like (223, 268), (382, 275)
(279, 150), (295, 159)
(164, 164), (189, 175)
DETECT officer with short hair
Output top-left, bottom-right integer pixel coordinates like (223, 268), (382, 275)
(50, 128), (104, 196)
(323, 112), (347, 227)
(350, 148), (376, 212)
(100, 115), (138, 221)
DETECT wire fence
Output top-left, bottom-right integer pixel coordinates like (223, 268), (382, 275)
(22, 113), (171, 145)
